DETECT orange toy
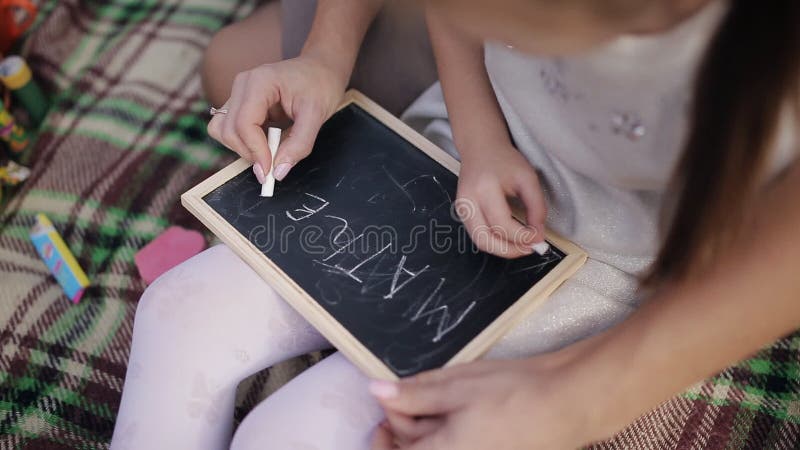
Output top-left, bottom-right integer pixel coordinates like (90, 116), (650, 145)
(0, 0), (37, 54)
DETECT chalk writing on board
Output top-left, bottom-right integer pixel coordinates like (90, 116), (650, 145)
(296, 193), (475, 343)
(373, 168), (453, 216)
(324, 215), (357, 247)
(315, 241), (392, 284)
(510, 251), (562, 275)
(383, 166), (417, 213)
(383, 255), (430, 300)
(405, 277), (478, 343)
(286, 193), (329, 221)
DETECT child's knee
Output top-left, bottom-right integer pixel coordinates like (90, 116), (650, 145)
(135, 265), (197, 331)
(134, 245), (230, 331)
(230, 353), (380, 450)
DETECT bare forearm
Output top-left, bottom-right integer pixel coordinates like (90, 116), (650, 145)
(302, 0), (382, 84)
(426, 8), (512, 157)
(578, 161), (800, 439)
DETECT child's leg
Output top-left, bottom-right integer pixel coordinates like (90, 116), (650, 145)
(110, 245), (329, 450)
(230, 352), (383, 450)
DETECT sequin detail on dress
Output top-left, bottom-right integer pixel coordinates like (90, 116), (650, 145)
(610, 111), (646, 141)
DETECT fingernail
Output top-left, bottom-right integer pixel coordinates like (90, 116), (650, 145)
(274, 163), (292, 181)
(253, 163), (266, 184)
(369, 380), (398, 399)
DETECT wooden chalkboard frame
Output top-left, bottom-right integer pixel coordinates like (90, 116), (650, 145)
(182, 90), (587, 380)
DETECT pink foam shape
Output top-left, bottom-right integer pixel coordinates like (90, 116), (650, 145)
(134, 226), (206, 284)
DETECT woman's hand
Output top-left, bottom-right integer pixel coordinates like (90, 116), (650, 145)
(455, 145), (548, 258)
(369, 352), (608, 450)
(206, 55), (347, 183)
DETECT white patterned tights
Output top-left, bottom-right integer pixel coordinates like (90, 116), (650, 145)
(110, 245), (382, 450)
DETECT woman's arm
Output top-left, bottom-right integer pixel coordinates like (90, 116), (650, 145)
(581, 159), (800, 438)
(427, 9), (548, 257)
(372, 160), (800, 450)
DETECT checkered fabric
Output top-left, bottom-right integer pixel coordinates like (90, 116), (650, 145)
(590, 332), (800, 449)
(0, 0), (798, 449)
(0, 1), (322, 448)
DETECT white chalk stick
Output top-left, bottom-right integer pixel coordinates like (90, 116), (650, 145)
(261, 127), (281, 197)
(532, 241), (550, 256)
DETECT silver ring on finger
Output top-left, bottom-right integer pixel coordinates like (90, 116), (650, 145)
(209, 106), (229, 116)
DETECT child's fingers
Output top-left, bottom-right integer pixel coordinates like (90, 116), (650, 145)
(370, 378), (466, 417)
(515, 178), (548, 242)
(220, 73), (254, 161)
(479, 188), (537, 256)
(235, 72), (280, 174)
(206, 106), (229, 149)
(455, 198), (514, 256)
(385, 410), (443, 445)
(271, 99), (328, 181)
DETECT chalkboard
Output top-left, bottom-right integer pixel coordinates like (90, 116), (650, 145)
(182, 90), (586, 379)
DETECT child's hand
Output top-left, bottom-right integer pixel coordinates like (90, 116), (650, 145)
(370, 352), (606, 450)
(206, 55), (346, 182)
(455, 145), (547, 258)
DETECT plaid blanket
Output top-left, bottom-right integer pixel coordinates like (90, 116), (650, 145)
(0, 0), (798, 448)
(0, 1), (324, 448)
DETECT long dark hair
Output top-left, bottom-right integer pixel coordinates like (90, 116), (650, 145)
(645, 0), (800, 286)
